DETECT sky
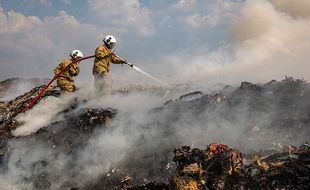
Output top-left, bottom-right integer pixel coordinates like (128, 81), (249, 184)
(0, 0), (309, 87)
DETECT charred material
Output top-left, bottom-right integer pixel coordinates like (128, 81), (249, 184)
(27, 106), (118, 152)
(74, 107), (118, 130)
(171, 143), (243, 190)
(0, 85), (61, 139)
(169, 143), (310, 190)
(0, 78), (49, 97)
(0, 103), (118, 189)
(0, 85), (60, 125)
(0, 77), (309, 189)
(246, 151), (310, 189)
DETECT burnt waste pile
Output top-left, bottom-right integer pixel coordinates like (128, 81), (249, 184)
(0, 77), (309, 190)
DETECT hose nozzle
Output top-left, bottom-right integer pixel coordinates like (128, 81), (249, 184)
(127, 62), (134, 67)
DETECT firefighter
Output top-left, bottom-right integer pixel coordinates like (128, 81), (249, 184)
(93, 35), (133, 95)
(53, 50), (83, 94)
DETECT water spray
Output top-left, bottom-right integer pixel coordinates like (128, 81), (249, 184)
(125, 62), (171, 99)
(113, 53), (169, 87)
(128, 63), (169, 87)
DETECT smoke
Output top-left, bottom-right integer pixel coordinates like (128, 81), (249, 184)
(2, 77), (310, 189)
(11, 81), (167, 137)
(12, 95), (76, 136)
(0, 84), (169, 188)
(270, 0), (310, 18)
(1, 0), (310, 189)
(0, 140), (69, 190)
(74, 120), (139, 184)
(228, 0), (310, 82)
(150, 0), (310, 86)
(0, 79), (47, 101)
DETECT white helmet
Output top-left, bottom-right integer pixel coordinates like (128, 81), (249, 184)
(103, 35), (117, 49)
(70, 49), (83, 59)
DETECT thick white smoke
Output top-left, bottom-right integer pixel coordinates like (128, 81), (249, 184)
(0, 79), (46, 101)
(152, 0), (310, 86)
(12, 94), (75, 136)
(1, 0), (310, 189)
(271, 0), (310, 18)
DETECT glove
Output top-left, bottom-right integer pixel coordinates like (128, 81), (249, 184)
(127, 62), (133, 67)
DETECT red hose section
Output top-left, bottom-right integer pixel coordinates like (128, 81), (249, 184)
(20, 55), (95, 113)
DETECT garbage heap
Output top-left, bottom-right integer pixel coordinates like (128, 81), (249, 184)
(0, 77), (309, 190)
(126, 143), (310, 190)
(0, 85), (60, 137)
(171, 143), (309, 190)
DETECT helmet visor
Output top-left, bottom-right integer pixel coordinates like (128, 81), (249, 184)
(109, 42), (116, 49)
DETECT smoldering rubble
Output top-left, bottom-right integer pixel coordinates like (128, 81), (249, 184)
(0, 77), (309, 190)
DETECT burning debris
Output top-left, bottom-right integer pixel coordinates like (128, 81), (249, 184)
(0, 77), (309, 189)
(0, 85), (61, 139)
(170, 142), (310, 190)
(171, 143), (243, 190)
(96, 142), (309, 190)
(0, 85), (60, 126)
(0, 78), (49, 98)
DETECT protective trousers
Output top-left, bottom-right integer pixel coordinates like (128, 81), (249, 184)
(57, 77), (76, 93)
(94, 73), (113, 95)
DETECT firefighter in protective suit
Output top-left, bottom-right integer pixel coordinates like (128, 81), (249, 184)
(93, 35), (133, 95)
(54, 50), (83, 93)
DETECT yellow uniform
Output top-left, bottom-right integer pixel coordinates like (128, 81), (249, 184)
(93, 44), (125, 94)
(54, 59), (80, 93)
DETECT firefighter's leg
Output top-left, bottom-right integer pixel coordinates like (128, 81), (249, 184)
(57, 78), (75, 94)
(94, 73), (113, 95)
(62, 85), (75, 94)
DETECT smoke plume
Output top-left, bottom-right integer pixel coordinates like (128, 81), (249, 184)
(1, 0), (310, 189)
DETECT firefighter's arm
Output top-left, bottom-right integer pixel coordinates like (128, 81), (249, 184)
(69, 63), (80, 76)
(53, 63), (63, 75)
(111, 53), (126, 64)
(95, 46), (109, 59)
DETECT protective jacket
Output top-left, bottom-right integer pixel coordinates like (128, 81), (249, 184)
(92, 44), (125, 75)
(54, 59), (79, 92)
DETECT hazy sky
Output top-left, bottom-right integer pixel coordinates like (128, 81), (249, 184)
(0, 0), (309, 86)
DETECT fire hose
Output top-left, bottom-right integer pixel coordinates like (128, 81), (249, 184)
(19, 51), (164, 114)
(20, 55), (95, 114)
